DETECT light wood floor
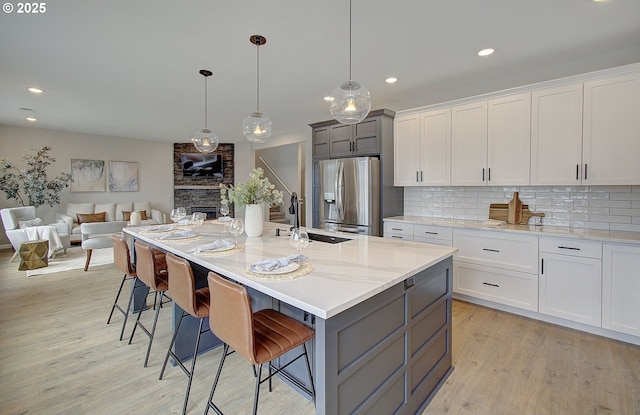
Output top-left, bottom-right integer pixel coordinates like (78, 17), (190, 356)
(1, 248), (639, 415)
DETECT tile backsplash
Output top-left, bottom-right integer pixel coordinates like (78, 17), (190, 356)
(403, 185), (640, 232)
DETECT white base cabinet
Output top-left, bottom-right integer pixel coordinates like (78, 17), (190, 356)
(539, 238), (602, 327)
(603, 243), (640, 337)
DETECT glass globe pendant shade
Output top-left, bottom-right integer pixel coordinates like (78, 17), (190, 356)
(242, 112), (272, 143)
(192, 128), (219, 153)
(329, 80), (371, 124)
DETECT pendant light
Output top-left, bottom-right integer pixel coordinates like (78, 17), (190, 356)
(242, 35), (272, 143)
(329, 0), (371, 125)
(192, 69), (219, 153)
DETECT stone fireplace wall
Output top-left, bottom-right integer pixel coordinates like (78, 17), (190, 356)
(173, 143), (234, 217)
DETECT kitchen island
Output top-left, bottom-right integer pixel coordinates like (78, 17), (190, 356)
(124, 221), (457, 415)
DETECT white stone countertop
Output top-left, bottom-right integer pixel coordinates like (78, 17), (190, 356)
(124, 221), (457, 320)
(384, 215), (640, 245)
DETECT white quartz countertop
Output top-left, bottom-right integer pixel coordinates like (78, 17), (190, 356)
(124, 221), (457, 320)
(384, 216), (640, 245)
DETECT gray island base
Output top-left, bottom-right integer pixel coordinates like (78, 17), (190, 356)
(124, 223), (455, 414)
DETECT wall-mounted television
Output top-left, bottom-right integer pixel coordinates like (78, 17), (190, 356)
(181, 153), (223, 178)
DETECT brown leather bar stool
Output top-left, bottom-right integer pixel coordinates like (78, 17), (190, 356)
(129, 240), (170, 367)
(204, 272), (316, 415)
(109, 235), (143, 341)
(159, 253), (211, 415)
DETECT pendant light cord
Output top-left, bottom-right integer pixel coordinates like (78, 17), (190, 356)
(256, 41), (261, 113)
(203, 75), (208, 129)
(349, 0), (352, 81)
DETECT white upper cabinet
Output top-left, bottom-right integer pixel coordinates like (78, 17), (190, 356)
(583, 73), (640, 185)
(487, 93), (531, 185)
(394, 113), (422, 186)
(394, 109), (451, 186)
(531, 84), (584, 185)
(451, 101), (488, 186)
(452, 93), (531, 186)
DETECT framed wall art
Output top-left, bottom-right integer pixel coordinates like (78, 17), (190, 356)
(70, 159), (106, 192)
(109, 161), (139, 192)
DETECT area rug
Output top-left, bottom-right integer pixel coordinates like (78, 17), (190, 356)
(25, 246), (114, 276)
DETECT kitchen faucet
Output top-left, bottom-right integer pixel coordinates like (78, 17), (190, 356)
(289, 192), (300, 230)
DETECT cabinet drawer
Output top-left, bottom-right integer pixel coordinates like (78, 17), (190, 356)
(414, 225), (453, 242)
(385, 234), (413, 241)
(384, 222), (414, 237)
(539, 237), (602, 259)
(413, 236), (452, 246)
(454, 262), (538, 311)
(453, 229), (538, 274)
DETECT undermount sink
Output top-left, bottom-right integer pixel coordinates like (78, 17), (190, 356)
(307, 232), (351, 244)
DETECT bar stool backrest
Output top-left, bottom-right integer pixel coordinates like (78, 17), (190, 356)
(112, 235), (135, 276)
(207, 272), (257, 364)
(134, 240), (165, 290)
(165, 253), (199, 316)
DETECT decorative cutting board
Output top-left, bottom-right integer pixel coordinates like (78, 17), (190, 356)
(508, 192), (523, 224)
(489, 203), (545, 224)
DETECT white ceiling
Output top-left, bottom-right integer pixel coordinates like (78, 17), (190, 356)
(1, 0), (639, 145)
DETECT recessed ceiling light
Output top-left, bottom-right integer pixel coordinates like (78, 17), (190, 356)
(478, 48), (495, 57)
(25, 117), (37, 122)
(385, 77), (398, 84)
(324, 96), (334, 102)
(27, 87), (44, 94)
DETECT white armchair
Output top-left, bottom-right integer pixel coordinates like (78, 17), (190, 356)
(1, 206), (71, 262)
(80, 221), (127, 271)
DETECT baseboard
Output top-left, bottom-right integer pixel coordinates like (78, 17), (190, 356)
(0, 244), (13, 251)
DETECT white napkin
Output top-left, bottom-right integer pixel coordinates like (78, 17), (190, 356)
(144, 224), (175, 232)
(158, 229), (198, 240)
(188, 239), (233, 254)
(249, 254), (307, 272)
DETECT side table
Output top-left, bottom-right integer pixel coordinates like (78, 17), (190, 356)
(19, 239), (49, 271)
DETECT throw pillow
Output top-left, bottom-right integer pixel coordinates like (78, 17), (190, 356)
(77, 212), (107, 224)
(122, 210), (148, 221)
(18, 217), (43, 228)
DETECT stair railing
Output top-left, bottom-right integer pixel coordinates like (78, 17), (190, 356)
(258, 156), (293, 196)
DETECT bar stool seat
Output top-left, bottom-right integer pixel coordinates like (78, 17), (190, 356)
(204, 272), (315, 415)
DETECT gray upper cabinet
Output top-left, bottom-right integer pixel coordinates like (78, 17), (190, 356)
(310, 109), (395, 159)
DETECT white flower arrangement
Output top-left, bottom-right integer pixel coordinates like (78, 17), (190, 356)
(220, 167), (283, 209)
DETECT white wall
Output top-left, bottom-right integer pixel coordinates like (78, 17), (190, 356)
(0, 125), (173, 246)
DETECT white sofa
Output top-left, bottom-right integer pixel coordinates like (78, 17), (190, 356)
(1, 206), (71, 261)
(58, 202), (166, 242)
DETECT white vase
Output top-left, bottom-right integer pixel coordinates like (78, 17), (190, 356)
(130, 211), (141, 226)
(244, 203), (264, 237)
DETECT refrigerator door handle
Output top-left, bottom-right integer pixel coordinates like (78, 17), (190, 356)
(336, 161), (344, 221)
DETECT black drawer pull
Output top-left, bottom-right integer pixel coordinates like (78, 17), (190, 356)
(483, 248), (500, 252)
(391, 228), (403, 231)
(391, 235), (403, 239)
(423, 231), (438, 235)
(558, 246), (580, 250)
(482, 282), (500, 288)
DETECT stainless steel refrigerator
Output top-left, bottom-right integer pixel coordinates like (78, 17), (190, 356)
(318, 157), (380, 235)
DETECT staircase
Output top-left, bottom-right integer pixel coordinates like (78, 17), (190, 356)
(269, 204), (288, 224)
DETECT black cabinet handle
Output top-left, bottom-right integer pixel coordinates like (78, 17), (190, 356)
(391, 235), (403, 239)
(584, 163), (588, 180)
(482, 282), (499, 288)
(576, 164), (579, 180)
(541, 258), (544, 275)
(416, 171), (419, 182)
(391, 228), (403, 231)
(420, 171), (423, 182)
(483, 248), (500, 252)
(482, 168), (485, 181)
(558, 246), (580, 250)
(423, 231), (438, 235)
(488, 167), (491, 181)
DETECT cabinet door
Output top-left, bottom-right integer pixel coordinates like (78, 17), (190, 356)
(487, 93), (531, 185)
(421, 108), (451, 186)
(583, 73), (640, 185)
(329, 123), (354, 158)
(353, 117), (379, 156)
(312, 126), (330, 160)
(451, 101), (487, 186)
(539, 253), (602, 326)
(531, 84), (584, 185)
(394, 114), (421, 186)
(603, 244), (640, 336)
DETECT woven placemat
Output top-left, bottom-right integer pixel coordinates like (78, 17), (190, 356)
(192, 244), (244, 257)
(157, 234), (202, 242)
(244, 261), (313, 280)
